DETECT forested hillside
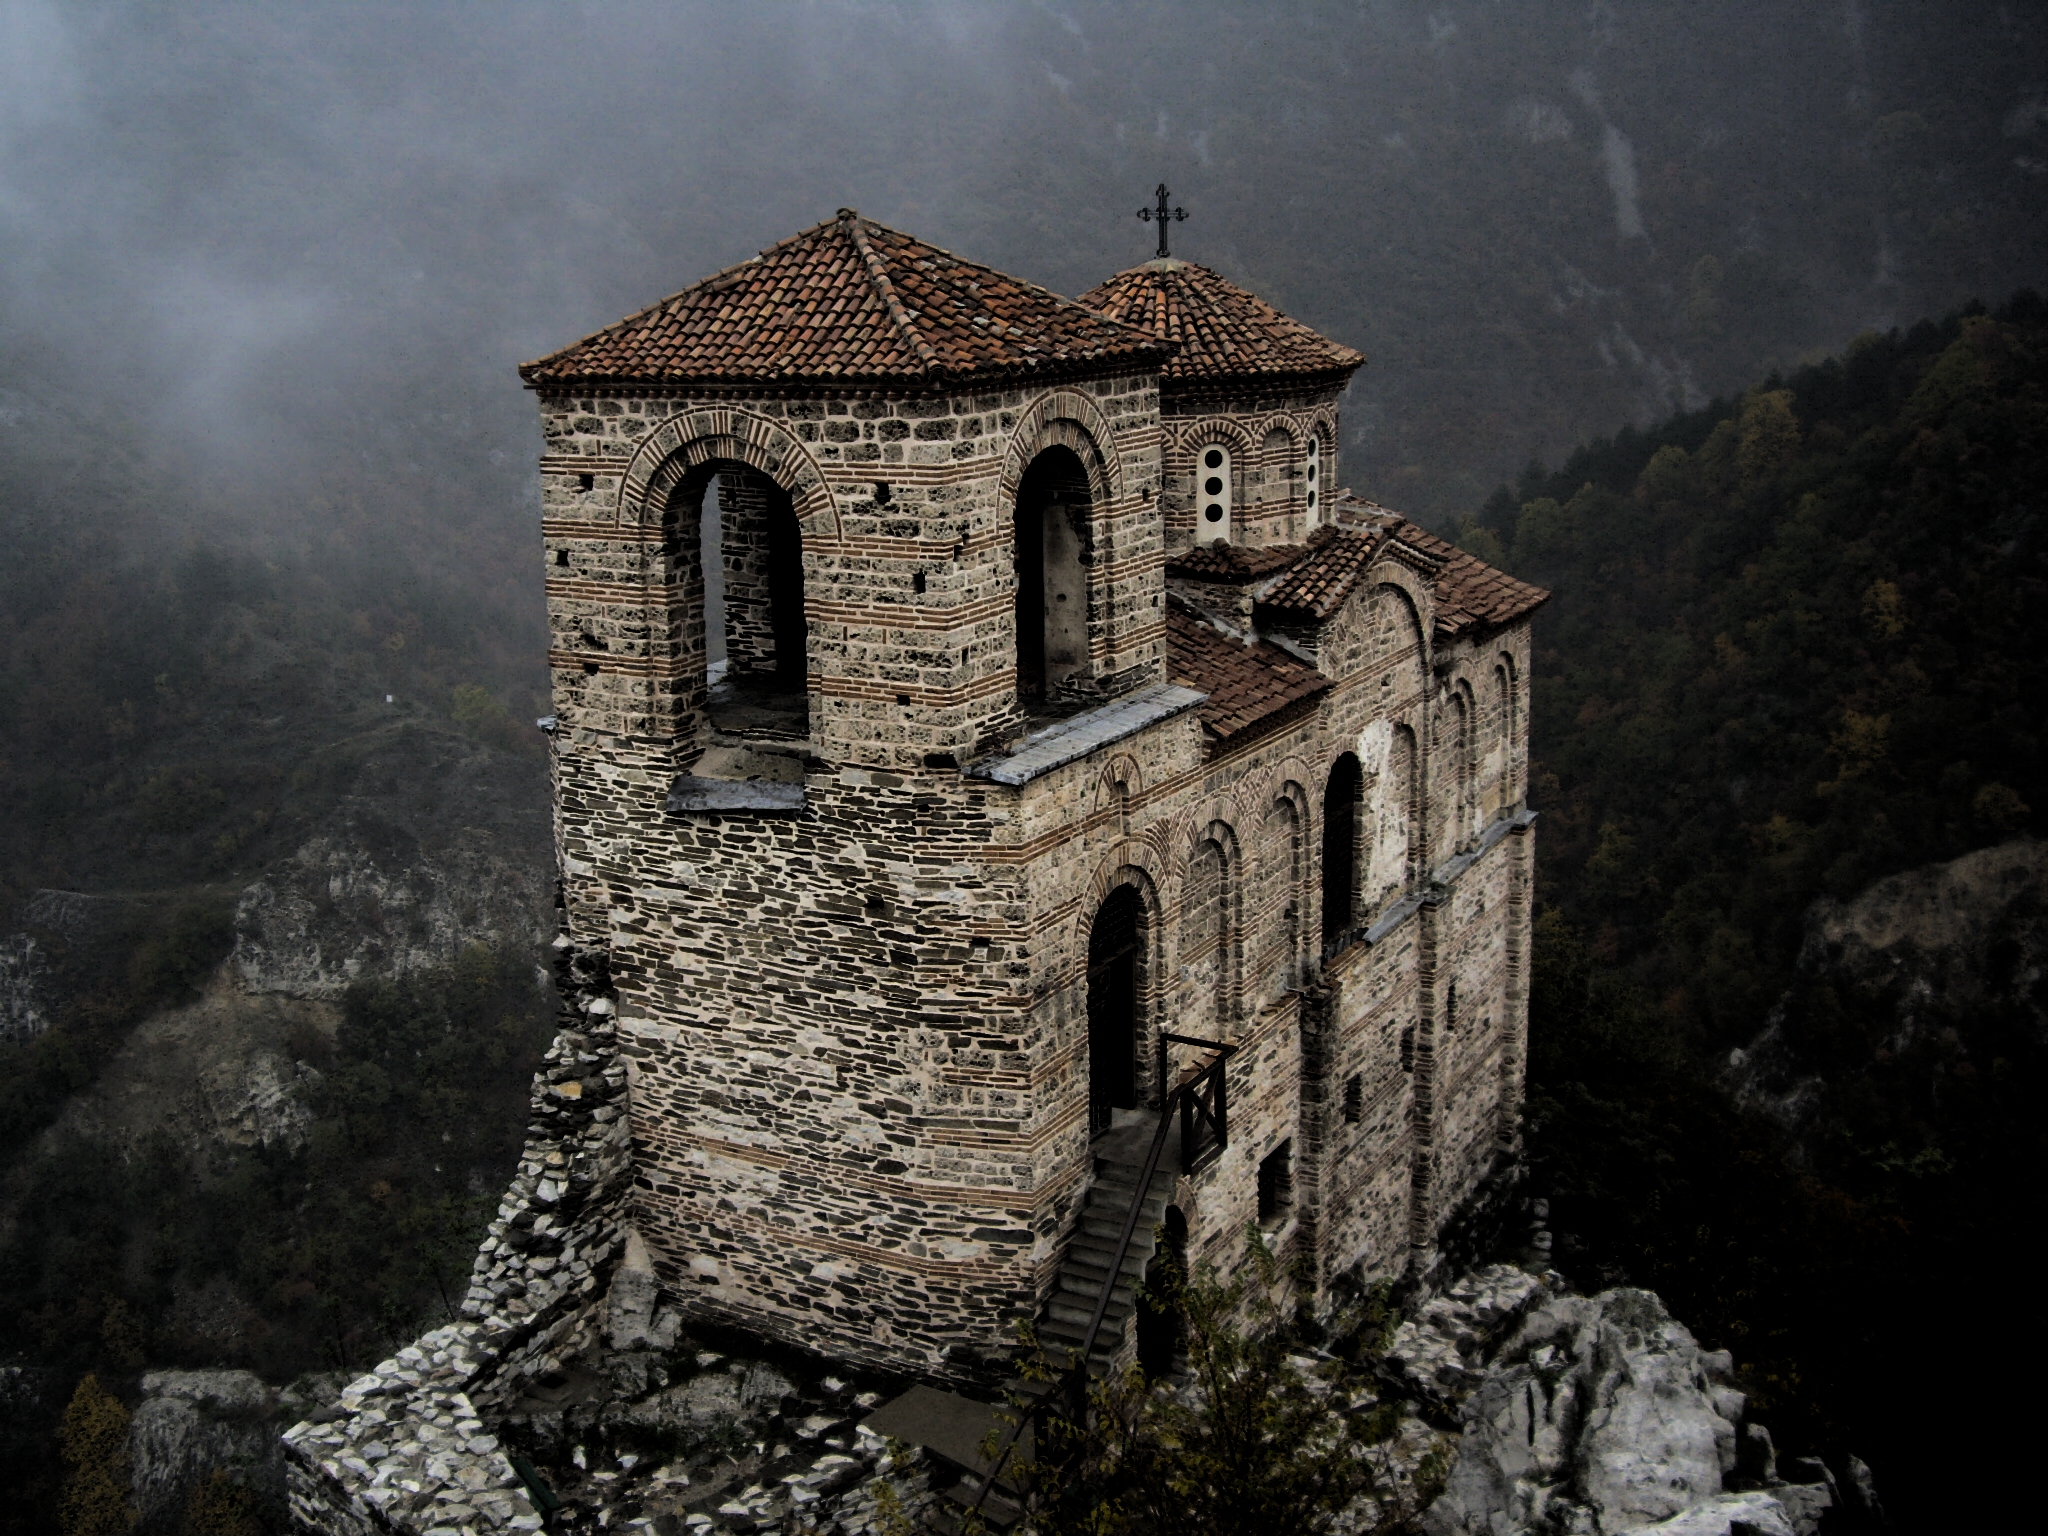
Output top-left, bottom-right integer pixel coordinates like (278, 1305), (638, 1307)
(1455, 293), (2047, 1526)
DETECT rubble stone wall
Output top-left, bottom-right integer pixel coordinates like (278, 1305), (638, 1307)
(283, 940), (634, 1534)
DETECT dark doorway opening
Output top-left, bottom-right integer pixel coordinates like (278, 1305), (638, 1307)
(1087, 885), (1144, 1138)
(1137, 1203), (1188, 1378)
(1322, 753), (1363, 949)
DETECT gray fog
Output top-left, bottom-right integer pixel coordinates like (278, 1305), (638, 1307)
(4, 0), (2044, 581)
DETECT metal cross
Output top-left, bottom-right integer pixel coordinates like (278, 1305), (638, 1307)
(1136, 183), (1187, 259)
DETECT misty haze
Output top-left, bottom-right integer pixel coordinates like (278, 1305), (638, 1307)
(2, 4), (2043, 1534)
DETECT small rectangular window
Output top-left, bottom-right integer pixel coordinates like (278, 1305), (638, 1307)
(1399, 1025), (1415, 1072)
(1257, 1141), (1294, 1225)
(1343, 1073), (1364, 1124)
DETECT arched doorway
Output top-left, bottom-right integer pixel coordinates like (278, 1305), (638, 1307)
(1087, 884), (1145, 1138)
(1014, 446), (1093, 708)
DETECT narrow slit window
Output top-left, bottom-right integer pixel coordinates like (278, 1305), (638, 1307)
(1257, 1141), (1294, 1225)
(1303, 436), (1321, 527)
(1197, 444), (1231, 543)
(1343, 1073), (1364, 1124)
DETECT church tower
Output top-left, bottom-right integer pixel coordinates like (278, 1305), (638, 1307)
(286, 208), (1549, 1536)
(1078, 260), (1363, 550)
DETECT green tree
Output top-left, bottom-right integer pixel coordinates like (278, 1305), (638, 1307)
(1013, 1232), (1446, 1536)
(58, 1375), (133, 1536)
(181, 1471), (263, 1536)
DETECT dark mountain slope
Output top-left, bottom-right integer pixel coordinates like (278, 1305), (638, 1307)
(1455, 293), (2047, 1528)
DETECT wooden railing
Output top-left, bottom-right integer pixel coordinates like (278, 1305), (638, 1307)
(958, 1034), (1237, 1529)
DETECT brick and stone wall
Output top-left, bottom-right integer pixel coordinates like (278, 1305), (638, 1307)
(526, 363), (1538, 1375)
(1159, 383), (1345, 551)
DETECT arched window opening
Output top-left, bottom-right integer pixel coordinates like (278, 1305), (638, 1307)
(703, 464), (807, 734)
(1270, 794), (1305, 993)
(1303, 435), (1322, 527)
(1322, 753), (1364, 951)
(1015, 446), (1093, 710)
(1088, 885), (1146, 1138)
(1196, 444), (1232, 543)
(1186, 833), (1236, 1030)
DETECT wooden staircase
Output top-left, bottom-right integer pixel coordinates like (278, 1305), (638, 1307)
(1034, 1110), (1180, 1378)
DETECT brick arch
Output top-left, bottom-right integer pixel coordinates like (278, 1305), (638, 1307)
(618, 406), (840, 545)
(1089, 753), (1146, 820)
(1171, 415), (1259, 462)
(1305, 408), (1337, 455)
(1000, 388), (1127, 513)
(1363, 569), (1435, 674)
(1075, 842), (1169, 951)
(1251, 411), (1304, 461)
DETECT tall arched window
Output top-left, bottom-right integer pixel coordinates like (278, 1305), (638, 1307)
(1015, 447), (1092, 706)
(683, 462), (808, 735)
(1322, 753), (1364, 950)
(1269, 791), (1305, 992)
(1303, 435), (1322, 528)
(1196, 444), (1232, 543)
(1088, 885), (1146, 1137)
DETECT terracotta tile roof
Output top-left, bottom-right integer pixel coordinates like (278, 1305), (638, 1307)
(520, 211), (1169, 389)
(1396, 522), (1551, 637)
(1077, 260), (1364, 385)
(1167, 602), (1330, 743)
(1255, 526), (1388, 620)
(1164, 542), (1307, 583)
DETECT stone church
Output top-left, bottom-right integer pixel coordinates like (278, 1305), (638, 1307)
(286, 209), (1546, 1532)
(524, 205), (1546, 1367)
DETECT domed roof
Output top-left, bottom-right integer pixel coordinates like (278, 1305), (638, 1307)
(521, 211), (1168, 390)
(1077, 259), (1364, 386)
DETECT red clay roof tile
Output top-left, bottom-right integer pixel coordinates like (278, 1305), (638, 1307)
(1383, 518), (1551, 637)
(1078, 260), (1364, 385)
(1165, 542), (1308, 583)
(1167, 602), (1330, 742)
(1255, 526), (1388, 619)
(520, 211), (1169, 389)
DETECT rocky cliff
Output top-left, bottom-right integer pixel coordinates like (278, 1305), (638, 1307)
(1727, 836), (2047, 1143)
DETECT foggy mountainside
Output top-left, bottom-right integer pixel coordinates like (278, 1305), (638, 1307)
(1, 2), (2045, 1532)
(1455, 295), (2046, 1527)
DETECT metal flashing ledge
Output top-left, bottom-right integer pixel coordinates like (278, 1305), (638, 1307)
(666, 776), (807, 815)
(965, 684), (1207, 787)
(1331, 808), (1538, 958)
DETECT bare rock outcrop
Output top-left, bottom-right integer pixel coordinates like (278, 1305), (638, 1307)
(129, 1369), (287, 1529)
(1422, 1288), (1836, 1536)
(234, 723), (551, 1000)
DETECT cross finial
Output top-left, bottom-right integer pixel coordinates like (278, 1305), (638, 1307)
(1136, 182), (1187, 259)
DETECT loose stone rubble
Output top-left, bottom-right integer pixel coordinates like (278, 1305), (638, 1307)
(283, 939), (636, 1534)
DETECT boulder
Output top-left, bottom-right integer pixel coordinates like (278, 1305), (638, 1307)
(1424, 1289), (1742, 1535)
(129, 1369), (285, 1526)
